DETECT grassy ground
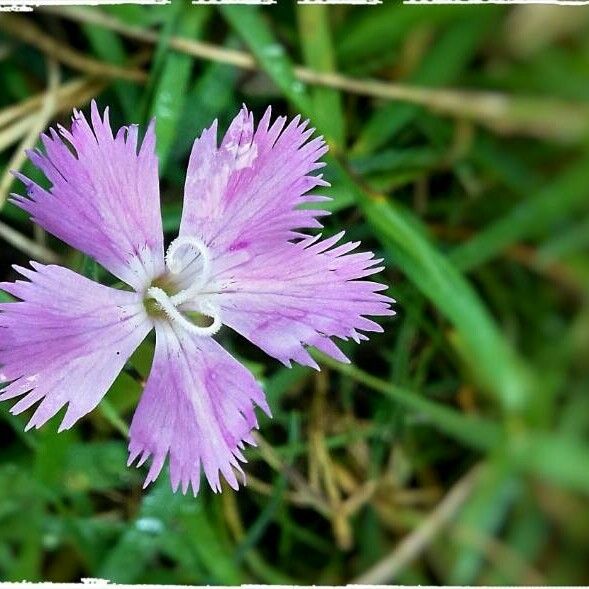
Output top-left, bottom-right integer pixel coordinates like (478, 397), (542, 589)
(1, 2), (589, 584)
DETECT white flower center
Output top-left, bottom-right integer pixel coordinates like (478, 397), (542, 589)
(146, 236), (222, 336)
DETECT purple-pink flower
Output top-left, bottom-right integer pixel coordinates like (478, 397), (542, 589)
(0, 102), (394, 495)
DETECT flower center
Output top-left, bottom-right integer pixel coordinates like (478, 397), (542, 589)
(145, 236), (222, 336)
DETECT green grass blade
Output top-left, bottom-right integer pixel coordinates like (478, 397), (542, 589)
(342, 165), (536, 413)
(296, 4), (345, 150)
(170, 36), (240, 162)
(336, 4), (476, 66)
(353, 13), (498, 154)
(82, 25), (138, 120)
(449, 459), (521, 584)
(451, 153), (589, 271)
(512, 432), (589, 495)
(147, 6), (211, 173)
(220, 5), (312, 115)
(318, 353), (502, 452)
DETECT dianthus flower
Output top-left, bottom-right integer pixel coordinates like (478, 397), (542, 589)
(0, 102), (394, 495)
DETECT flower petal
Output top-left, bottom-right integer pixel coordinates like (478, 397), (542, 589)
(128, 322), (270, 496)
(203, 233), (395, 369)
(12, 101), (165, 290)
(0, 263), (151, 431)
(180, 105), (329, 259)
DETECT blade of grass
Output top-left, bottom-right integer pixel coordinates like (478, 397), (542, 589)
(170, 35), (241, 162)
(297, 4), (345, 150)
(358, 191), (535, 413)
(317, 352), (502, 452)
(353, 12), (498, 154)
(234, 413), (299, 563)
(81, 24), (138, 120)
(336, 4), (474, 66)
(510, 431), (589, 495)
(353, 463), (485, 584)
(350, 146), (441, 176)
(179, 501), (242, 584)
(487, 500), (547, 584)
(449, 459), (521, 584)
(0, 15), (146, 83)
(0, 57), (59, 210)
(469, 133), (542, 195)
(219, 5), (311, 115)
(0, 220), (61, 263)
(538, 215), (589, 263)
(42, 6), (589, 144)
(147, 5), (211, 172)
(99, 481), (241, 584)
(451, 153), (589, 271)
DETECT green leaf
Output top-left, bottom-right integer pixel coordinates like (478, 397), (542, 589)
(99, 481), (241, 583)
(171, 497), (242, 584)
(63, 441), (136, 492)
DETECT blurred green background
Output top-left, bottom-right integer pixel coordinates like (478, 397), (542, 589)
(1, 1), (589, 584)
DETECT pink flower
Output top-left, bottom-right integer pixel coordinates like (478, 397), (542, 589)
(0, 102), (394, 495)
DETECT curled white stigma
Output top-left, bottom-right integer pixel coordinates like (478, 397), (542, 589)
(165, 235), (212, 306)
(147, 236), (221, 336)
(147, 286), (222, 336)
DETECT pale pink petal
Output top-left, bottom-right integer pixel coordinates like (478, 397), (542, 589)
(12, 101), (164, 291)
(0, 263), (151, 431)
(128, 322), (270, 495)
(198, 232), (395, 369)
(180, 105), (329, 260)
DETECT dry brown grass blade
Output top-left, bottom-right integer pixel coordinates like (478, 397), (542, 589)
(241, 473), (328, 508)
(41, 5), (256, 70)
(353, 463), (484, 584)
(253, 432), (332, 517)
(0, 74), (106, 263)
(0, 220), (61, 264)
(0, 116), (38, 155)
(38, 5), (589, 143)
(341, 480), (379, 517)
(451, 524), (545, 585)
(0, 57), (60, 209)
(0, 14), (147, 82)
(0, 77), (94, 130)
(0, 78), (106, 155)
(309, 370), (352, 549)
